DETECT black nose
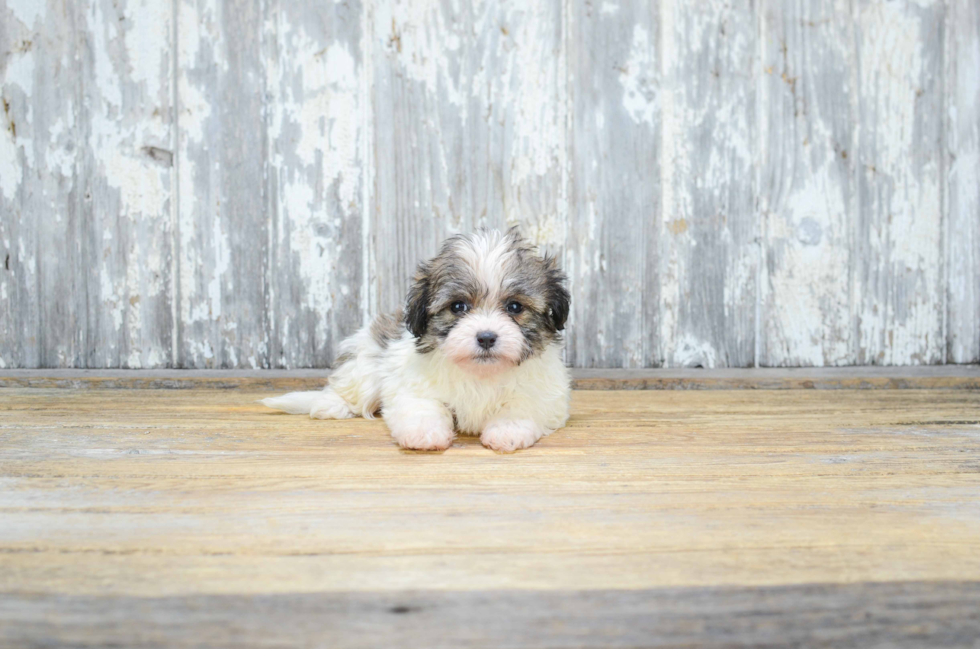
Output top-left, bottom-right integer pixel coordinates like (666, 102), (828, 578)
(476, 331), (497, 350)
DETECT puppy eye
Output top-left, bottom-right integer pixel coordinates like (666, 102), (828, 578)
(450, 301), (469, 314)
(506, 301), (524, 315)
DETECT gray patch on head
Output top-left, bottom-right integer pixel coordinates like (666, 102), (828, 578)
(798, 218), (823, 246)
(370, 310), (404, 349)
(404, 227), (570, 359)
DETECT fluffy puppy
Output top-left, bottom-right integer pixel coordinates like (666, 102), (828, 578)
(261, 228), (571, 452)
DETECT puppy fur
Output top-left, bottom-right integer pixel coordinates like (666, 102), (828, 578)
(261, 229), (571, 452)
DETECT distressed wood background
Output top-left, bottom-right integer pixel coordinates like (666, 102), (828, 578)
(0, 0), (977, 369)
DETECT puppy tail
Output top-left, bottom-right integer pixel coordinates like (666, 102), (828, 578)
(259, 391), (325, 415)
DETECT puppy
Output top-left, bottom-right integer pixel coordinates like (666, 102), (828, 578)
(261, 228), (571, 452)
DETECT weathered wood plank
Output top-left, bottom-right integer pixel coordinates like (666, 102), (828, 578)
(3, 0), (979, 371)
(1, 388), (979, 601)
(566, 0), (660, 368)
(0, 0), (42, 367)
(76, 0), (174, 368)
(370, 0), (566, 314)
(854, 0), (944, 365)
(571, 365), (980, 390)
(760, 0), (854, 367)
(946, 0), (980, 364)
(175, 0), (269, 368)
(0, 1), (79, 368)
(659, 0), (758, 368)
(4, 582), (980, 649)
(2, 386), (980, 643)
(266, 0), (364, 368)
(2, 366), (980, 391)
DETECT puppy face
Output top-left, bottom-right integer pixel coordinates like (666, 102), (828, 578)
(405, 228), (569, 376)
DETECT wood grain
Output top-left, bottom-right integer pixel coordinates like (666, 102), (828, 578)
(2, 0), (979, 370)
(1, 386), (979, 645)
(3, 583), (979, 648)
(760, 0), (854, 367)
(175, 0), (269, 368)
(2, 366), (980, 390)
(566, 0), (660, 368)
(659, 0), (758, 368)
(0, 0), (42, 368)
(1, 387), (979, 594)
(946, 0), (980, 364)
(854, 0), (944, 365)
(2, 0), (174, 370)
(0, 1), (78, 368)
(266, 0), (365, 369)
(77, 0), (175, 368)
(369, 0), (566, 315)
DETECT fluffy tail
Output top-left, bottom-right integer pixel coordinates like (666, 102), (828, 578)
(260, 389), (356, 419)
(259, 391), (325, 415)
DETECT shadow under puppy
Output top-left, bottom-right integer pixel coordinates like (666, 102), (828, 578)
(262, 228), (571, 452)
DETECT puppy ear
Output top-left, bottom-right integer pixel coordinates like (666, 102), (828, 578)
(404, 264), (430, 338)
(548, 282), (570, 331)
(543, 256), (570, 331)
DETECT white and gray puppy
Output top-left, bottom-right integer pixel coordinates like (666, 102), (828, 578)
(261, 228), (571, 452)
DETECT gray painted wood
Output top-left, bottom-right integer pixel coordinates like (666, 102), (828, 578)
(77, 0), (175, 368)
(760, 0), (855, 367)
(370, 0), (566, 315)
(175, 0), (269, 368)
(854, 0), (945, 365)
(1, 0), (175, 370)
(266, 0), (365, 369)
(33, 5), (85, 370)
(659, 0), (758, 368)
(566, 0), (660, 368)
(3, 582), (980, 649)
(0, 0), (47, 368)
(1, 0), (979, 369)
(1, 1), (80, 368)
(2, 366), (979, 391)
(946, 0), (980, 364)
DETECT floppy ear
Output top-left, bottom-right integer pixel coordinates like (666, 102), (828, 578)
(548, 281), (570, 331)
(543, 256), (570, 331)
(404, 265), (430, 338)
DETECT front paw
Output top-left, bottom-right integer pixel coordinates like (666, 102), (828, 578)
(481, 419), (547, 453)
(389, 416), (456, 451)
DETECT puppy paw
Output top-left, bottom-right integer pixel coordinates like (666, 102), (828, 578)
(389, 417), (455, 451)
(481, 419), (547, 453)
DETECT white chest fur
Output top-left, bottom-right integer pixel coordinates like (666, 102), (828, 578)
(381, 334), (571, 434)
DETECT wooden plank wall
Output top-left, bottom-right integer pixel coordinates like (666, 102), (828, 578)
(1, 0), (977, 369)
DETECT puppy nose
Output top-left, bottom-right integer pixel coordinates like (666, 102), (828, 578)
(476, 331), (497, 350)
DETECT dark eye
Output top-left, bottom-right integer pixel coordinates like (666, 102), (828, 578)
(506, 301), (524, 315)
(450, 301), (468, 314)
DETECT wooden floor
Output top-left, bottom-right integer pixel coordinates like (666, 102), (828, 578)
(2, 385), (980, 647)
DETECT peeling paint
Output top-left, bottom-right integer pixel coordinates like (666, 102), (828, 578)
(600, 2), (620, 16)
(266, 2), (365, 369)
(671, 333), (718, 368)
(376, 0), (465, 111)
(946, 0), (980, 362)
(660, 0), (757, 368)
(0, 123), (22, 201)
(758, 0), (859, 367)
(371, 0), (566, 320)
(855, 0), (944, 365)
(79, 0), (174, 368)
(1, 0), (976, 369)
(0, 48), (34, 200)
(620, 24), (658, 128)
(7, 0), (43, 29)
